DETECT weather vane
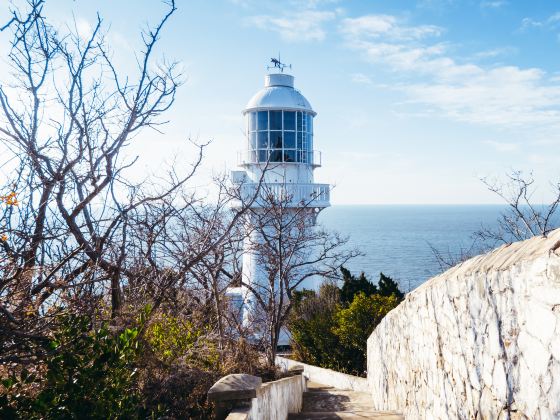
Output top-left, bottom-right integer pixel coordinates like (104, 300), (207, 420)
(267, 53), (291, 72)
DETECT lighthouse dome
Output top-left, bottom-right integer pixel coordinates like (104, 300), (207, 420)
(243, 73), (315, 115)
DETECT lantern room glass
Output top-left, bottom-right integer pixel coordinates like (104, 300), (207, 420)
(247, 110), (313, 164)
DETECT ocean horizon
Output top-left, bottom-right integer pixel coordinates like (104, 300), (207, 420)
(317, 204), (508, 291)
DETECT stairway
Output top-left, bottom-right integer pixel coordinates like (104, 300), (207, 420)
(288, 382), (404, 420)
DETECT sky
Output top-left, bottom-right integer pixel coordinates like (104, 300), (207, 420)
(1, 0), (560, 204)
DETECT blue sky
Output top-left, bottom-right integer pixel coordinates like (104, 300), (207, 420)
(2, 0), (560, 204)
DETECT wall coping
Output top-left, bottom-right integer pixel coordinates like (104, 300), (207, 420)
(276, 355), (369, 393)
(207, 373), (262, 402)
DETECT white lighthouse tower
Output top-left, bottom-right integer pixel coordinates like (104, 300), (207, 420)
(228, 60), (330, 339)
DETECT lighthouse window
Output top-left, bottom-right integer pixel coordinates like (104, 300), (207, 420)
(284, 111), (295, 130)
(246, 109), (314, 164)
(270, 150), (282, 162)
(249, 112), (257, 131)
(269, 111), (282, 130)
(284, 150), (296, 162)
(257, 111), (268, 131)
(257, 131), (268, 148)
(284, 131), (295, 148)
(250, 132), (257, 149)
(258, 150), (268, 162)
(270, 131), (282, 149)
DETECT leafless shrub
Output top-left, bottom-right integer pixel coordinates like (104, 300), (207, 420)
(430, 170), (560, 272)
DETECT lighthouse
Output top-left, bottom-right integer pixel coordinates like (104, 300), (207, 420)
(228, 60), (330, 342)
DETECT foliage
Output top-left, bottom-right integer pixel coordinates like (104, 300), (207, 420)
(1, 312), (146, 419)
(378, 272), (404, 300)
(141, 366), (219, 419)
(0, 307), (233, 419)
(340, 267), (378, 303)
(333, 293), (399, 367)
(289, 268), (403, 375)
(340, 267), (403, 303)
(0, 191), (18, 206)
(0, 1), (298, 417)
(289, 284), (342, 369)
(145, 313), (218, 368)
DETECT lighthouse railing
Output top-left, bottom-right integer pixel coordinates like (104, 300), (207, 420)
(238, 182), (330, 208)
(237, 150), (322, 167)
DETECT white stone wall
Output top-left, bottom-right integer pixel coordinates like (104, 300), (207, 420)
(249, 375), (306, 420)
(226, 375), (306, 420)
(276, 356), (369, 393)
(367, 230), (560, 419)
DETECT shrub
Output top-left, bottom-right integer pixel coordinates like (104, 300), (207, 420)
(1, 313), (144, 419)
(288, 268), (403, 375)
(332, 293), (399, 373)
(145, 313), (219, 368)
(378, 272), (404, 300)
(141, 366), (219, 419)
(340, 267), (378, 304)
(289, 284), (342, 369)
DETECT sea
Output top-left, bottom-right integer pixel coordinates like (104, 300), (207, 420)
(316, 205), (507, 292)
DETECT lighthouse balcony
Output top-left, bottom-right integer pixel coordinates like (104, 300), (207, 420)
(238, 182), (330, 208)
(237, 150), (322, 168)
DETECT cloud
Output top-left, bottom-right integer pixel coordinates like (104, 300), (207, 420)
(248, 10), (337, 41)
(472, 46), (517, 59)
(520, 12), (560, 31)
(74, 17), (93, 40)
(520, 17), (543, 30)
(340, 14), (560, 127)
(351, 73), (372, 84)
(290, 0), (340, 9)
(484, 140), (519, 152)
(417, 0), (457, 11)
(341, 15), (443, 41)
(480, 1), (508, 9)
(227, 0), (250, 6)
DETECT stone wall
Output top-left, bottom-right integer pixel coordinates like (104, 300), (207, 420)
(367, 230), (560, 419)
(248, 375), (305, 420)
(276, 356), (369, 393)
(226, 375), (305, 420)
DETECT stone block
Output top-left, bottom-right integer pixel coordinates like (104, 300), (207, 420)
(288, 365), (305, 376)
(207, 374), (262, 402)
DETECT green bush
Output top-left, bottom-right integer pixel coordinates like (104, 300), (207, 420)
(145, 313), (219, 368)
(1, 313), (146, 419)
(340, 267), (378, 303)
(288, 268), (403, 375)
(289, 284), (342, 369)
(332, 293), (399, 373)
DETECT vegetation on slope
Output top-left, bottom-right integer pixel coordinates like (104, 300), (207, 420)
(288, 268), (403, 376)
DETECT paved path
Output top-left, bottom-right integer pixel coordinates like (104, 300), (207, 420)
(288, 381), (404, 420)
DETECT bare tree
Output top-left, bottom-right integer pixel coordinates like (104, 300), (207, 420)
(0, 0), (187, 363)
(430, 170), (560, 271)
(475, 170), (560, 245)
(428, 240), (483, 271)
(239, 182), (359, 365)
(0, 0), (268, 367)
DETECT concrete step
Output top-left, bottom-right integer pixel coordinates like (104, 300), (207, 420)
(291, 381), (404, 420)
(302, 389), (378, 413)
(288, 411), (404, 419)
